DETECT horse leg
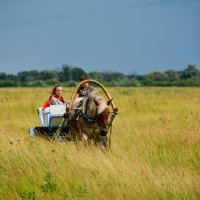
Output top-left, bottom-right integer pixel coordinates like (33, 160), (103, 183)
(100, 129), (108, 147)
(68, 120), (79, 145)
(92, 128), (101, 146)
(101, 135), (108, 147)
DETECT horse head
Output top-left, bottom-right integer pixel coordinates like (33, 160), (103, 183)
(94, 98), (112, 136)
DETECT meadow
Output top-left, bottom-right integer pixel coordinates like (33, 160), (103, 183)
(0, 87), (199, 200)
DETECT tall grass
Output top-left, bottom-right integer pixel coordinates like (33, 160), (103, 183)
(0, 87), (199, 200)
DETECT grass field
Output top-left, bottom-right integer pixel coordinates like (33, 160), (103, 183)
(0, 87), (200, 200)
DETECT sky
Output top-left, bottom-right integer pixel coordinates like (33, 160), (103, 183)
(0, 0), (200, 75)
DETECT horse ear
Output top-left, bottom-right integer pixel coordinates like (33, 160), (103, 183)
(94, 98), (99, 106)
(107, 98), (113, 105)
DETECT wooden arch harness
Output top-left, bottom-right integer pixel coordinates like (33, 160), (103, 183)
(54, 79), (118, 146)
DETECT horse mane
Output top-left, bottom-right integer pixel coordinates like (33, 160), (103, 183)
(87, 91), (107, 115)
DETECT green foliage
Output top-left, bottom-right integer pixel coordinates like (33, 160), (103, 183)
(144, 71), (167, 81)
(177, 79), (200, 87)
(18, 172), (58, 199)
(100, 71), (125, 82)
(164, 69), (179, 81)
(0, 79), (19, 87)
(116, 78), (140, 87)
(62, 65), (86, 81)
(88, 71), (103, 82)
(23, 80), (47, 87)
(40, 70), (58, 80)
(65, 180), (90, 199)
(45, 79), (60, 86)
(0, 72), (9, 80)
(0, 64), (200, 87)
(40, 171), (57, 193)
(66, 81), (77, 87)
(179, 65), (200, 80)
(20, 190), (38, 200)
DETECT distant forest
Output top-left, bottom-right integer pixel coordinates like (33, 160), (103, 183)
(0, 64), (200, 87)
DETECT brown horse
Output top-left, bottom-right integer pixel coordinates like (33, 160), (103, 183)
(68, 91), (112, 146)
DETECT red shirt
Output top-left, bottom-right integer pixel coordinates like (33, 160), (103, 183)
(42, 95), (65, 110)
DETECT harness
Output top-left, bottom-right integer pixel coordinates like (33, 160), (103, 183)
(81, 112), (97, 123)
(82, 95), (98, 123)
(55, 79), (118, 148)
(71, 96), (97, 123)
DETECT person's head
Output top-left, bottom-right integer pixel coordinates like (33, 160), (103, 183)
(51, 85), (63, 97)
(80, 74), (89, 88)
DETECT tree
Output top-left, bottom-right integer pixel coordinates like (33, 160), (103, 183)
(1, 64), (200, 87)
(17, 70), (40, 82)
(0, 73), (7, 80)
(62, 65), (72, 81)
(180, 65), (199, 80)
(88, 71), (103, 81)
(144, 71), (167, 81)
(164, 70), (179, 81)
(61, 65), (86, 81)
(17, 71), (30, 82)
(101, 72), (125, 82)
(71, 67), (86, 81)
(0, 80), (18, 87)
(40, 70), (58, 80)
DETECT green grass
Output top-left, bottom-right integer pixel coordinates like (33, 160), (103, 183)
(0, 87), (200, 199)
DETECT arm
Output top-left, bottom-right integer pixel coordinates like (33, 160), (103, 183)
(64, 100), (70, 104)
(61, 96), (69, 104)
(74, 93), (79, 99)
(49, 98), (57, 105)
(89, 85), (98, 94)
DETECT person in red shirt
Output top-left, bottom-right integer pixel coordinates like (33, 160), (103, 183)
(42, 85), (68, 110)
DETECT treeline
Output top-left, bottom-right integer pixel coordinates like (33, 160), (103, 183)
(0, 64), (200, 87)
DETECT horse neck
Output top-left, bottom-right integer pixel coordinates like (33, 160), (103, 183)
(86, 98), (97, 118)
(86, 96), (108, 118)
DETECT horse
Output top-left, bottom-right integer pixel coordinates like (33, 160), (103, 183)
(68, 91), (112, 146)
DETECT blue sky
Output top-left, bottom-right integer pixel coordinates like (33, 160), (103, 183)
(0, 0), (199, 75)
